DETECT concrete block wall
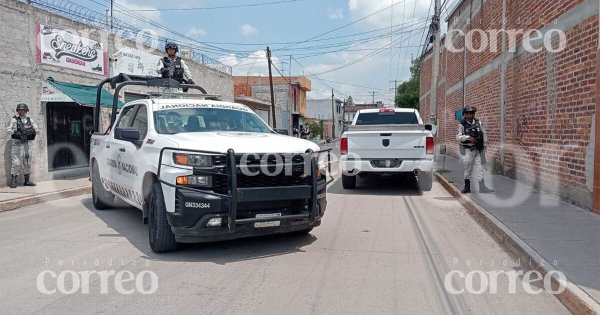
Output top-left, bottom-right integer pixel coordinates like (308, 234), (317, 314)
(0, 0), (234, 185)
(420, 0), (598, 209)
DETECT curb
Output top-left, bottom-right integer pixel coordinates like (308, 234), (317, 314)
(0, 186), (91, 213)
(435, 172), (600, 315)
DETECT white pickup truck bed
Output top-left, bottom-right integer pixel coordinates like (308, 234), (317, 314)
(339, 108), (434, 190)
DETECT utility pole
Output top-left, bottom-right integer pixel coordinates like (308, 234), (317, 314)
(267, 47), (277, 128)
(390, 79), (398, 106)
(110, 0), (114, 32)
(371, 91), (375, 105)
(331, 89), (335, 139)
(430, 0), (441, 124)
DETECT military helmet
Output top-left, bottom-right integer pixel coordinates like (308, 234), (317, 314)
(16, 103), (29, 111)
(165, 42), (178, 53)
(463, 106), (477, 114)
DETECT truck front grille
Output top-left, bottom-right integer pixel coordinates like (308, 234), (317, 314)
(211, 153), (309, 194)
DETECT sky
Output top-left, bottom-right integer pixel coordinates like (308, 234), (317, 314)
(80, 0), (461, 105)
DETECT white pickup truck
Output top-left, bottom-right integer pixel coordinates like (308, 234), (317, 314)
(90, 74), (329, 252)
(339, 108), (434, 190)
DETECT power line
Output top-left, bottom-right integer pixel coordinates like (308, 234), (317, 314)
(116, 0), (304, 11)
(278, 0), (412, 50)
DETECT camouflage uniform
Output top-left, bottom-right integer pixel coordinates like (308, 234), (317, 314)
(7, 108), (39, 187)
(456, 106), (494, 194)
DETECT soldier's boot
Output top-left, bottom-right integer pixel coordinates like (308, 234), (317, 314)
(461, 179), (471, 194)
(9, 175), (17, 189)
(479, 180), (494, 193)
(23, 174), (35, 186)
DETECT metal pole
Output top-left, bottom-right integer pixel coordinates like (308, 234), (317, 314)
(331, 89), (335, 139)
(267, 47), (277, 128)
(390, 79), (398, 105)
(430, 0), (441, 124)
(110, 0), (114, 32)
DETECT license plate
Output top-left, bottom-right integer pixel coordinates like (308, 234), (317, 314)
(254, 213), (281, 228)
(378, 160), (392, 167)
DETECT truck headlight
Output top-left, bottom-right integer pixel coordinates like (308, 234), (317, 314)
(173, 153), (212, 167)
(176, 175), (212, 187)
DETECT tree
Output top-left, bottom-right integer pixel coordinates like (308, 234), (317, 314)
(395, 58), (421, 110)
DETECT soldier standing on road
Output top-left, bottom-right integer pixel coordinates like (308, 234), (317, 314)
(456, 106), (494, 194)
(155, 42), (195, 86)
(7, 103), (39, 188)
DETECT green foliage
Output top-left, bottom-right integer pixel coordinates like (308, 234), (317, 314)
(306, 121), (323, 138)
(395, 58), (421, 110)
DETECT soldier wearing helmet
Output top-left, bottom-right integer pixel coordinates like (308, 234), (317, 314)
(155, 41), (195, 86)
(456, 106), (493, 194)
(7, 103), (39, 188)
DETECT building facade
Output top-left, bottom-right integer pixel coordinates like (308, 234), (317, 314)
(420, 0), (599, 210)
(233, 76), (311, 134)
(306, 98), (344, 139)
(1, 0), (234, 184)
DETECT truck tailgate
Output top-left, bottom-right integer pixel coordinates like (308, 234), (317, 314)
(347, 125), (430, 160)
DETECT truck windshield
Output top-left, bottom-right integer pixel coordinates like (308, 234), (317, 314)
(355, 112), (419, 125)
(154, 108), (271, 134)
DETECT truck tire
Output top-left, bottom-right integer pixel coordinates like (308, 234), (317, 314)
(342, 174), (356, 189)
(91, 162), (114, 210)
(148, 182), (177, 253)
(418, 171), (433, 191)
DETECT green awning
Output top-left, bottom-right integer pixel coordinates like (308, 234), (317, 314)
(46, 78), (124, 108)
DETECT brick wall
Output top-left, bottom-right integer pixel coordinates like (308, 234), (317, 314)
(420, 0), (598, 209)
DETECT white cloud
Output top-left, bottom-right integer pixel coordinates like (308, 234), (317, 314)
(240, 24), (258, 36)
(185, 27), (207, 38)
(347, 0), (431, 29)
(219, 50), (280, 77)
(328, 8), (344, 20)
(114, 0), (162, 25)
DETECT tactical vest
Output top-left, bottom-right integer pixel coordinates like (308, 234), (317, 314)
(12, 116), (36, 140)
(162, 56), (184, 81)
(460, 119), (483, 150)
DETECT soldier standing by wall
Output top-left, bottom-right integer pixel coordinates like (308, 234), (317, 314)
(456, 106), (494, 194)
(7, 103), (39, 188)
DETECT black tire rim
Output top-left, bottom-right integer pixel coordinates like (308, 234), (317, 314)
(148, 191), (157, 247)
(92, 165), (100, 204)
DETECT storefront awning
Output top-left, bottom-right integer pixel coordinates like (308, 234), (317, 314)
(42, 78), (124, 108)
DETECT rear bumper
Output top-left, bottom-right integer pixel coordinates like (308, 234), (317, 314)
(340, 157), (433, 174)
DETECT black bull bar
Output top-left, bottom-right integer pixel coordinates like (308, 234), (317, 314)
(157, 147), (333, 232)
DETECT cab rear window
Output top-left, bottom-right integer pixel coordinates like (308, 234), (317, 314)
(355, 112), (419, 125)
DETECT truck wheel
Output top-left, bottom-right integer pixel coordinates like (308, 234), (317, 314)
(91, 162), (114, 210)
(342, 174), (356, 189)
(148, 182), (177, 253)
(418, 172), (433, 191)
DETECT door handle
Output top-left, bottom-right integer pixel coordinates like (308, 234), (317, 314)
(119, 148), (126, 153)
(105, 145), (110, 149)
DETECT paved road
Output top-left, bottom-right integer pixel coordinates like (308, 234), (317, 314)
(0, 171), (569, 314)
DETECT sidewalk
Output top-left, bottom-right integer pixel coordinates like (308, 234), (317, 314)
(436, 154), (600, 314)
(0, 177), (91, 212)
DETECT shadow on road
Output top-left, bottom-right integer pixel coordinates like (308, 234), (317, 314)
(327, 175), (424, 197)
(80, 198), (317, 264)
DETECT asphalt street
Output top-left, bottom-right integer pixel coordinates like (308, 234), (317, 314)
(0, 152), (569, 314)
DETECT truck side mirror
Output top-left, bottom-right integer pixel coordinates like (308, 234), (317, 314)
(425, 124), (433, 131)
(115, 127), (143, 146)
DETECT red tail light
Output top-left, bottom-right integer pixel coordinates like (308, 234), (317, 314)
(340, 137), (348, 155)
(426, 137), (434, 155)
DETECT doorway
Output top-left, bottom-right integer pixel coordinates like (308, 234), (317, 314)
(46, 102), (94, 170)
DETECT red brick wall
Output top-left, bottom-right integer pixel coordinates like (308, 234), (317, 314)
(421, 0), (598, 208)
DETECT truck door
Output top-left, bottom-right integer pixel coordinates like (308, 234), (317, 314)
(106, 104), (139, 206)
